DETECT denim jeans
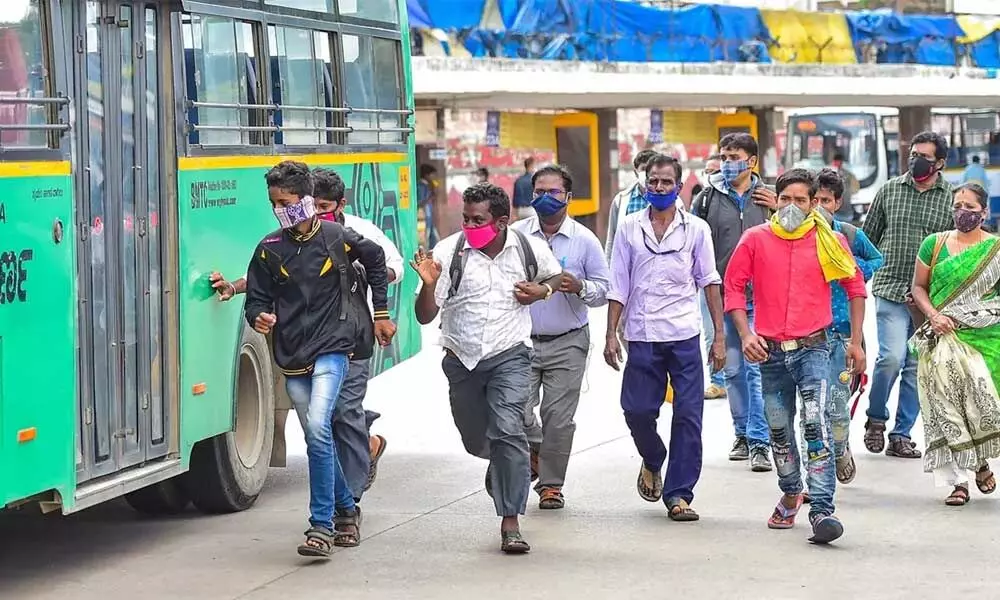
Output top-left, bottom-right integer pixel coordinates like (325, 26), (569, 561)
(827, 334), (852, 459)
(724, 311), (768, 448)
(285, 352), (354, 530)
(701, 291), (725, 387)
(760, 342), (836, 519)
(866, 298), (920, 439)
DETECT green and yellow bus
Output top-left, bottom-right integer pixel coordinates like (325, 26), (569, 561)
(0, 0), (419, 516)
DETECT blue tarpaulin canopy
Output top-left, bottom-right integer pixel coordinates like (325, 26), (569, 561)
(845, 10), (963, 65)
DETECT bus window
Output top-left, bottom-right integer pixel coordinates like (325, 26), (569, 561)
(268, 26), (331, 146)
(785, 113), (879, 189)
(265, 0), (334, 11)
(337, 0), (399, 23)
(342, 34), (404, 145)
(182, 15), (259, 147)
(0, 0), (51, 148)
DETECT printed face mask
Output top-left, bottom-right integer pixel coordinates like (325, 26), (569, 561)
(531, 193), (568, 218)
(954, 207), (984, 233)
(777, 203), (808, 232)
(463, 221), (499, 249)
(273, 195), (316, 229)
(645, 188), (679, 212)
(721, 159), (749, 185)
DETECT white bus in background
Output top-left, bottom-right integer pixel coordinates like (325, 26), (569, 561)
(784, 106), (1000, 222)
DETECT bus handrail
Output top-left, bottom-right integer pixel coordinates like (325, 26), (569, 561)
(187, 100), (277, 111)
(279, 105), (351, 114)
(0, 123), (71, 132)
(188, 124), (279, 132)
(0, 96), (71, 106)
(348, 107), (412, 116)
(279, 126), (353, 133)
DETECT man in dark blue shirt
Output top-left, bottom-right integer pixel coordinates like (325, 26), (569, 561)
(513, 157), (536, 220)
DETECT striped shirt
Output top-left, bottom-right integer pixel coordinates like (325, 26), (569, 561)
(861, 172), (954, 304)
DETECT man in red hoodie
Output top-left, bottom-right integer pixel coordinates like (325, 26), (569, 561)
(724, 168), (866, 545)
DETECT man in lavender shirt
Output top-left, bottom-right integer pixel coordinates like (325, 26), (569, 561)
(605, 154), (726, 522)
(512, 164), (610, 510)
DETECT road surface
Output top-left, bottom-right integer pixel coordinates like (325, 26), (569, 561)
(2, 308), (997, 599)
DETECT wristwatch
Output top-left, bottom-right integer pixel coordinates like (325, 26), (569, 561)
(577, 280), (587, 299)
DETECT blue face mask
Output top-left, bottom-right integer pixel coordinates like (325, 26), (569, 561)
(645, 188), (679, 211)
(531, 193), (568, 218)
(721, 159), (749, 185)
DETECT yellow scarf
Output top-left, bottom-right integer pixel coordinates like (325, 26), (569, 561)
(769, 210), (857, 282)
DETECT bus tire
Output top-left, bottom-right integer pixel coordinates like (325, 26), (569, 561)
(185, 326), (275, 514)
(124, 477), (190, 515)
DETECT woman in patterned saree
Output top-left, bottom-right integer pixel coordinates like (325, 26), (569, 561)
(909, 183), (1000, 506)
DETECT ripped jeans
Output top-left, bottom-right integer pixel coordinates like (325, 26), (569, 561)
(759, 341), (836, 519)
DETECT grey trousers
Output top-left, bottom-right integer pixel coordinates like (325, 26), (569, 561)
(525, 327), (589, 491)
(333, 358), (371, 502)
(442, 344), (532, 517)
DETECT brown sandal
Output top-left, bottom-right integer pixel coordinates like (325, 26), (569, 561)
(976, 466), (996, 494)
(333, 507), (361, 548)
(538, 487), (565, 510)
(864, 420), (886, 454)
(945, 485), (970, 506)
(885, 436), (922, 459)
(666, 498), (700, 522)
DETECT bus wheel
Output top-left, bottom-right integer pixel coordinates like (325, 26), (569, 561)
(125, 477), (190, 515)
(185, 327), (275, 514)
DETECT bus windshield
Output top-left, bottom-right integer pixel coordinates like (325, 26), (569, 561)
(786, 113), (879, 189)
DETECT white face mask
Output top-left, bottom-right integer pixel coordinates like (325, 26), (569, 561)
(636, 171), (647, 187)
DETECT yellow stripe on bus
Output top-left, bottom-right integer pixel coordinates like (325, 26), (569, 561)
(178, 152), (408, 171)
(0, 161), (71, 178)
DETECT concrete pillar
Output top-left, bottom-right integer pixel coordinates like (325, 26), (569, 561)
(585, 108), (619, 241)
(750, 107), (780, 184)
(897, 106), (932, 175)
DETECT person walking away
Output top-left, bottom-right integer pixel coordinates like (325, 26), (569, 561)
(605, 153), (726, 522)
(725, 168), (867, 545)
(511, 164), (610, 510)
(512, 157), (537, 220)
(831, 152), (859, 222)
(963, 155), (990, 197)
(419, 164), (439, 248)
(908, 183), (1000, 506)
(697, 154), (727, 401)
(411, 182), (562, 554)
(243, 161), (396, 558)
(815, 168), (884, 485)
(691, 133), (777, 471)
(862, 131), (953, 459)
(605, 149), (658, 262)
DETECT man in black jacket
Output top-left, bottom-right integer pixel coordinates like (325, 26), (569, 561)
(244, 161), (395, 559)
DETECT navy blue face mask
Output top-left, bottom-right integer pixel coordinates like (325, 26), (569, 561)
(531, 193), (568, 217)
(645, 188), (679, 211)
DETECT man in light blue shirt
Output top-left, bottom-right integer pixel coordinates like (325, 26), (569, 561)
(512, 164), (610, 510)
(963, 155), (989, 197)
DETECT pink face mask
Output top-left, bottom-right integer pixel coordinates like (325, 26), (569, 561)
(463, 222), (499, 249)
(317, 211), (337, 222)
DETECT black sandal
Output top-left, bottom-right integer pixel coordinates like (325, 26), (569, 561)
(864, 420), (886, 454)
(334, 506), (362, 548)
(297, 526), (336, 558)
(945, 485), (970, 506)
(500, 530), (531, 554)
(885, 436), (922, 459)
(666, 498), (700, 522)
(976, 466), (996, 494)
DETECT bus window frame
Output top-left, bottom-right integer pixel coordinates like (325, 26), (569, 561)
(0, 0), (72, 162)
(785, 112), (879, 190)
(175, 3), (409, 158)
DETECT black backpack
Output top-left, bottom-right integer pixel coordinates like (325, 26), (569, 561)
(257, 221), (375, 360)
(446, 228), (539, 300)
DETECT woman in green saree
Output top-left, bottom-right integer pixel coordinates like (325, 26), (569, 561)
(909, 183), (1000, 506)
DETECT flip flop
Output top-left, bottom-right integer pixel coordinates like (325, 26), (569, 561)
(767, 494), (804, 530)
(364, 435), (388, 492)
(666, 498), (700, 522)
(636, 464), (662, 503)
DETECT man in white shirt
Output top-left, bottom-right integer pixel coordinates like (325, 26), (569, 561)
(411, 182), (562, 554)
(604, 149), (658, 262)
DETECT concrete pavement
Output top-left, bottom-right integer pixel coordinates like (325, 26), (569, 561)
(2, 309), (999, 600)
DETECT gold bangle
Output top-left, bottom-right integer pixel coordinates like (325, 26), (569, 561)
(543, 283), (554, 300)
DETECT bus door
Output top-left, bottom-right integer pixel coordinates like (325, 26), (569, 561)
(73, 0), (168, 481)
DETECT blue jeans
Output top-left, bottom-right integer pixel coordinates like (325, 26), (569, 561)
(866, 298), (920, 439)
(285, 352), (355, 530)
(827, 334), (852, 459)
(701, 291), (725, 387)
(760, 342), (836, 519)
(724, 311), (768, 448)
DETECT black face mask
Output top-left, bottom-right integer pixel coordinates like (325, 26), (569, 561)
(909, 156), (937, 182)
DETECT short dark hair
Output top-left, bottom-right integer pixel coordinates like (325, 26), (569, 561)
(531, 163), (573, 193)
(815, 168), (845, 201)
(645, 153), (683, 183)
(911, 131), (948, 160)
(775, 168), (817, 197)
(463, 182), (510, 219)
(524, 157), (535, 170)
(973, 155), (982, 164)
(312, 168), (346, 204)
(476, 166), (490, 178)
(955, 182), (989, 208)
(832, 152), (845, 162)
(633, 149), (659, 170)
(419, 164), (437, 179)
(719, 133), (759, 159)
(265, 160), (313, 198)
